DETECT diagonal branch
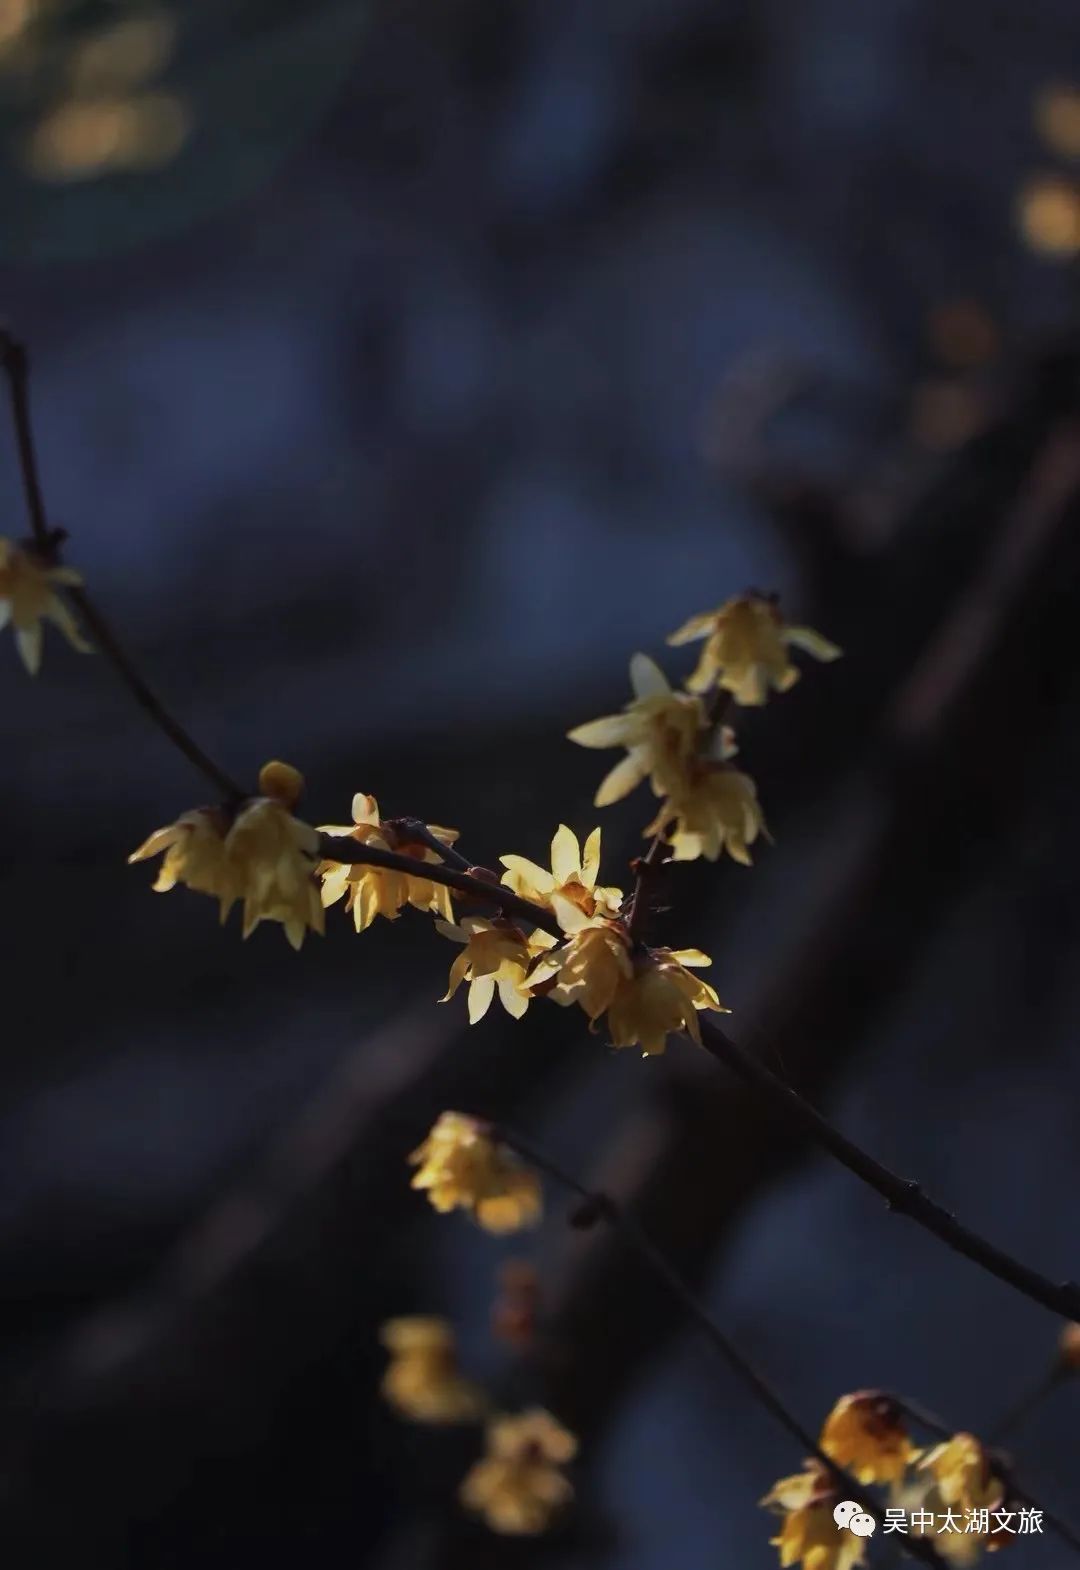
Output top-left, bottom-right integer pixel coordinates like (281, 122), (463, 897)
(699, 1018), (1080, 1321)
(316, 833), (1080, 1326)
(317, 833), (563, 937)
(494, 1123), (948, 1568)
(0, 329), (245, 803)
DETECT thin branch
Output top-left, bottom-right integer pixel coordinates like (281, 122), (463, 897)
(0, 330), (245, 803)
(698, 1019), (1080, 1322)
(384, 816), (474, 873)
(625, 831), (670, 941)
(625, 689), (734, 942)
(987, 1362), (1067, 1444)
(318, 832), (1080, 1327)
(493, 1123), (948, 1568)
(68, 585), (245, 801)
(317, 834), (564, 938)
(0, 332), (50, 549)
(317, 833), (1080, 1329)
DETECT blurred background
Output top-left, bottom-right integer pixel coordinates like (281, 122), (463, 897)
(1, 0), (1079, 1564)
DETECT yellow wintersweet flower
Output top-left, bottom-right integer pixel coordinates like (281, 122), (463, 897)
(526, 901), (634, 1022)
(0, 536), (89, 674)
(128, 805), (238, 913)
(438, 915), (534, 1022)
(460, 1408), (577, 1535)
(820, 1391), (916, 1486)
(893, 1469), (996, 1564)
(567, 652), (707, 807)
(223, 761), (324, 950)
(409, 1111), (542, 1234)
(668, 593), (840, 704)
(761, 1462), (867, 1570)
(1035, 84), (1080, 159)
(320, 792), (458, 929)
(379, 1316), (484, 1424)
(606, 946), (727, 1056)
(647, 760), (767, 864)
(500, 823), (622, 919)
(916, 1433), (1003, 1516)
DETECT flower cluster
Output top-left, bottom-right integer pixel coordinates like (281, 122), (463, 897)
(763, 1395), (1015, 1569)
(528, 896), (727, 1055)
(379, 1316), (484, 1423)
(129, 759), (323, 950)
(319, 793), (459, 928)
(761, 1460), (868, 1570)
(0, 536), (89, 674)
(408, 1112), (542, 1234)
(569, 593), (838, 867)
(122, 594), (836, 1061)
(378, 1310), (576, 1534)
(461, 1409), (577, 1535)
(380, 1262), (575, 1534)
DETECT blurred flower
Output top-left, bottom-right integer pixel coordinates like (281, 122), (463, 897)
(1034, 84), (1080, 160)
(438, 915), (533, 1022)
(224, 762), (324, 949)
(761, 1461), (866, 1570)
(0, 0), (37, 57)
(1059, 1321), (1080, 1370)
(460, 1409), (577, 1535)
(129, 805), (237, 911)
(1017, 173), (1080, 257)
(820, 1392), (915, 1485)
(668, 593), (840, 704)
(0, 537), (89, 673)
(25, 89), (189, 181)
(500, 823), (622, 919)
(568, 652), (708, 807)
(893, 1469), (997, 1564)
(526, 905), (634, 1021)
(409, 1112), (542, 1234)
(916, 1434), (1002, 1516)
(67, 11), (176, 92)
(320, 793), (458, 929)
(491, 1260), (540, 1354)
(606, 947), (727, 1056)
(926, 300), (999, 370)
(646, 760), (766, 863)
(379, 1316), (484, 1424)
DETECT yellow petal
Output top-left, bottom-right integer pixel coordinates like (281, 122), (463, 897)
(128, 825), (179, 864)
(351, 792), (380, 825)
(594, 751), (647, 808)
(668, 948), (712, 967)
(784, 625), (842, 661)
(498, 974), (529, 1019)
(549, 824), (580, 884)
(628, 651), (670, 699)
(551, 893), (588, 934)
(15, 621), (42, 675)
(499, 855), (555, 895)
(666, 609), (717, 645)
(468, 974), (496, 1023)
(566, 714), (632, 749)
(580, 827), (601, 887)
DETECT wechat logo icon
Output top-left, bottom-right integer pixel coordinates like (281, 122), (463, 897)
(834, 1501), (877, 1538)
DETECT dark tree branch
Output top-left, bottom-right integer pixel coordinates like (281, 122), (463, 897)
(0, 329), (246, 803)
(493, 1123), (948, 1568)
(698, 1018), (1080, 1322)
